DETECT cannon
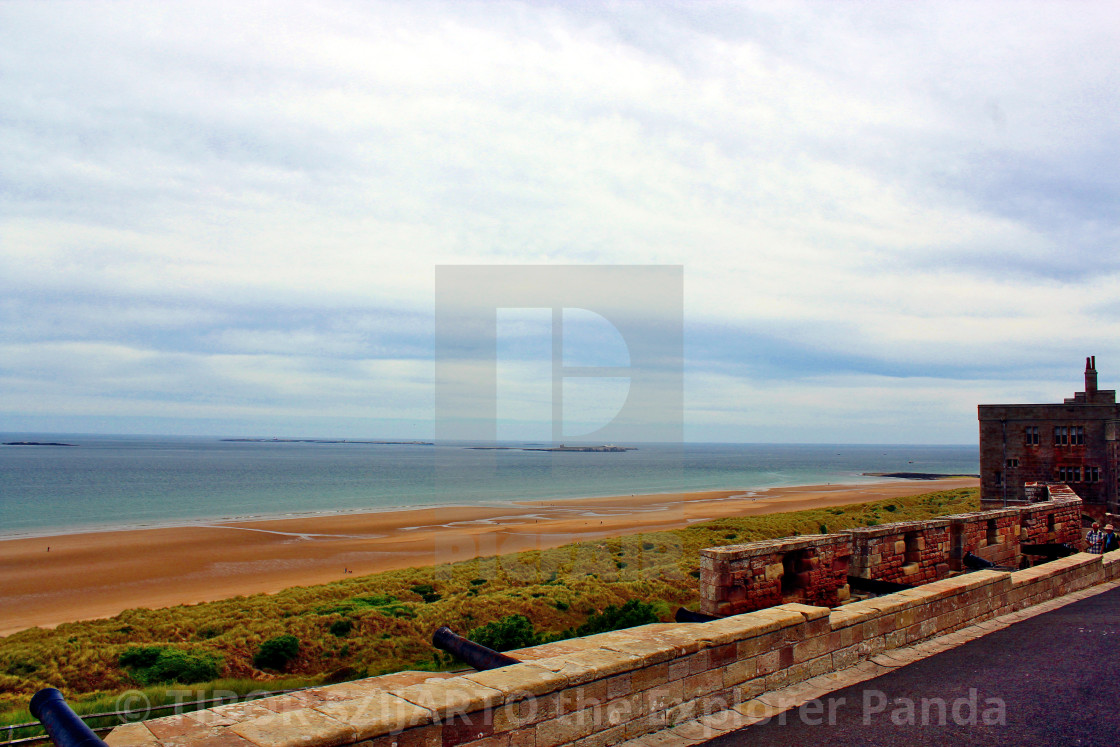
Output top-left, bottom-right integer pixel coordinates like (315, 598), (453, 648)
(30, 688), (107, 747)
(674, 607), (722, 623)
(846, 576), (913, 595)
(963, 552), (995, 570)
(432, 627), (519, 671)
(1021, 543), (1077, 560)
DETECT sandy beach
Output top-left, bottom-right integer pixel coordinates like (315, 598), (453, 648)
(0, 478), (976, 636)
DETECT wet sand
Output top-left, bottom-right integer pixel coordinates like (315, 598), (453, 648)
(0, 478), (976, 636)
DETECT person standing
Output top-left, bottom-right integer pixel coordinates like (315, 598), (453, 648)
(1086, 522), (1106, 553)
(1103, 524), (1119, 553)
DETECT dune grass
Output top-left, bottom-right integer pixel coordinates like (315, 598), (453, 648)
(0, 487), (978, 722)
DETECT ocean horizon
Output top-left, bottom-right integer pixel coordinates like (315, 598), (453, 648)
(0, 433), (978, 540)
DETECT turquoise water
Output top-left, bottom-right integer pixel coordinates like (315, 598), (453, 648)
(0, 435), (978, 538)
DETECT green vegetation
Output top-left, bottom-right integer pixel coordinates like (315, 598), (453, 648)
(253, 635), (300, 671)
(118, 646), (221, 685)
(575, 600), (659, 636)
(0, 487), (977, 721)
(467, 615), (541, 652)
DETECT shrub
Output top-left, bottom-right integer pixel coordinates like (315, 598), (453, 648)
(119, 646), (220, 685)
(467, 615), (541, 652)
(118, 646), (162, 670)
(410, 585), (441, 603)
(576, 600), (659, 636)
(328, 619), (353, 637)
(253, 635), (300, 671)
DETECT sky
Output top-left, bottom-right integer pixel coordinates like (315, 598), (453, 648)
(1, 1), (1119, 444)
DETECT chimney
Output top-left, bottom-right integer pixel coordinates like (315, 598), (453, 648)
(1085, 355), (1098, 394)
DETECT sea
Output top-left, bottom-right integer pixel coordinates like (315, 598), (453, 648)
(0, 435), (978, 540)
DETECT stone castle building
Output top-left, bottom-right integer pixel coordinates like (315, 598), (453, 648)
(979, 356), (1120, 520)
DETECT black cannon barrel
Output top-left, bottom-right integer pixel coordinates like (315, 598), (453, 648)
(432, 626), (519, 671)
(963, 552), (996, 570)
(847, 576), (913, 595)
(30, 688), (107, 747)
(1022, 543), (1076, 559)
(674, 607), (722, 623)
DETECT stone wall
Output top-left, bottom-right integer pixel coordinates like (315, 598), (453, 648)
(699, 535), (851, 617)
(845, 519), (951, 584)
(946, 508), (1021, 570)
(701, 494), (1085, 615)
(108, 551), (1120, 747)
(1020, 490), (1082, 546)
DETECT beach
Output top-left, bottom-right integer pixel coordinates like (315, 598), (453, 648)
(0, 478), (976, 636)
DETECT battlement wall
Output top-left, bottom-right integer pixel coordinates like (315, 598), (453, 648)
(703, 494), (1083, 615)
(108, 550), (1120, 747)
(698, 534), (851, 617)
(846, 518), (951, 584)
(108, 495), (1110, 747)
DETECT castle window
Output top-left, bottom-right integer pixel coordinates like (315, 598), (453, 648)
(1025, 426), (1039, 446)
(1087, 466), (1100, 482)
(1072, 426), (1085, 445)
(995, 470), (1002, 486)
(1054, 426), (1068, 446)
(1059, 466), (1082, 482)
(1006, 458), (1019, 468)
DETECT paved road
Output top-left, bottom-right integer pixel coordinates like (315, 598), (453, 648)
(703, 585), (1120, 747)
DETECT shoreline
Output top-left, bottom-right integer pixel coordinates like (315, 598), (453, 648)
(0, 477), (977, 637)
(0, 473), (929, 542)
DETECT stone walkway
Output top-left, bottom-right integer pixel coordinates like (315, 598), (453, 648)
(615, 579), (1120, 747)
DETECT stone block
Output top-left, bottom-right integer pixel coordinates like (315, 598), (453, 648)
(461, 664), (568, 703)
(314, 693), (432, 740)
(528, 649), (641, 686)
(389, 678), (503, 720)
(229, 709), (355, 747)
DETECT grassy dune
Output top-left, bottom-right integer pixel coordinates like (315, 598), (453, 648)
(0, 487), (978, 722)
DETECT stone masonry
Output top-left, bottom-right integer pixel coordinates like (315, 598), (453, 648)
(701, 493), (1085, 616)
(946, 508), (1021, 570)
(844, 519), (951, 585)
(1019, 489), (1082, 546)
(699, 535), (851, 617)
(107, 548), (1120, 747)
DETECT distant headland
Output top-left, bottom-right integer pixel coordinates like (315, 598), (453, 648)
(863, 471), (980, 480)
(2, 441), (77, 446)
(468, 444), (637, 452)
(221, 438), (433, 445)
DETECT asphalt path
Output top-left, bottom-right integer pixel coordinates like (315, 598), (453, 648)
(703, 585), (1120, 747)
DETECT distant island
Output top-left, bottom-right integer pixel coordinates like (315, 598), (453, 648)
(222, 439), (433, 446)
(2, 441), (77, 447)
(468, 445), (637, 452)
(863, 472), (980, 480)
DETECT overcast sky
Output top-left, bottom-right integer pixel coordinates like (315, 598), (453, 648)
(2, 1), (1118, 444)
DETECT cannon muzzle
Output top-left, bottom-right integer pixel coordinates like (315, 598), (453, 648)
(847, 576), (913, 595)
(1022, 543), (1076, 559)
(963, 552), (995, 570)
(30, 688), (107, 747)
(674, 607), (722, 623)
(432, 626), (519, 671)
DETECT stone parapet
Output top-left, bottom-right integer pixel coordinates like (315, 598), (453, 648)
(108, 548), (1120, 747)
(945, 508), (1021, 570)
(1019, 493), (1082, 548)
(844, 519), (951, 584)
(699, 535), (851, 616)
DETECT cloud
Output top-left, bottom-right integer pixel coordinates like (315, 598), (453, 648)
(1, 1), (1118, 441)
